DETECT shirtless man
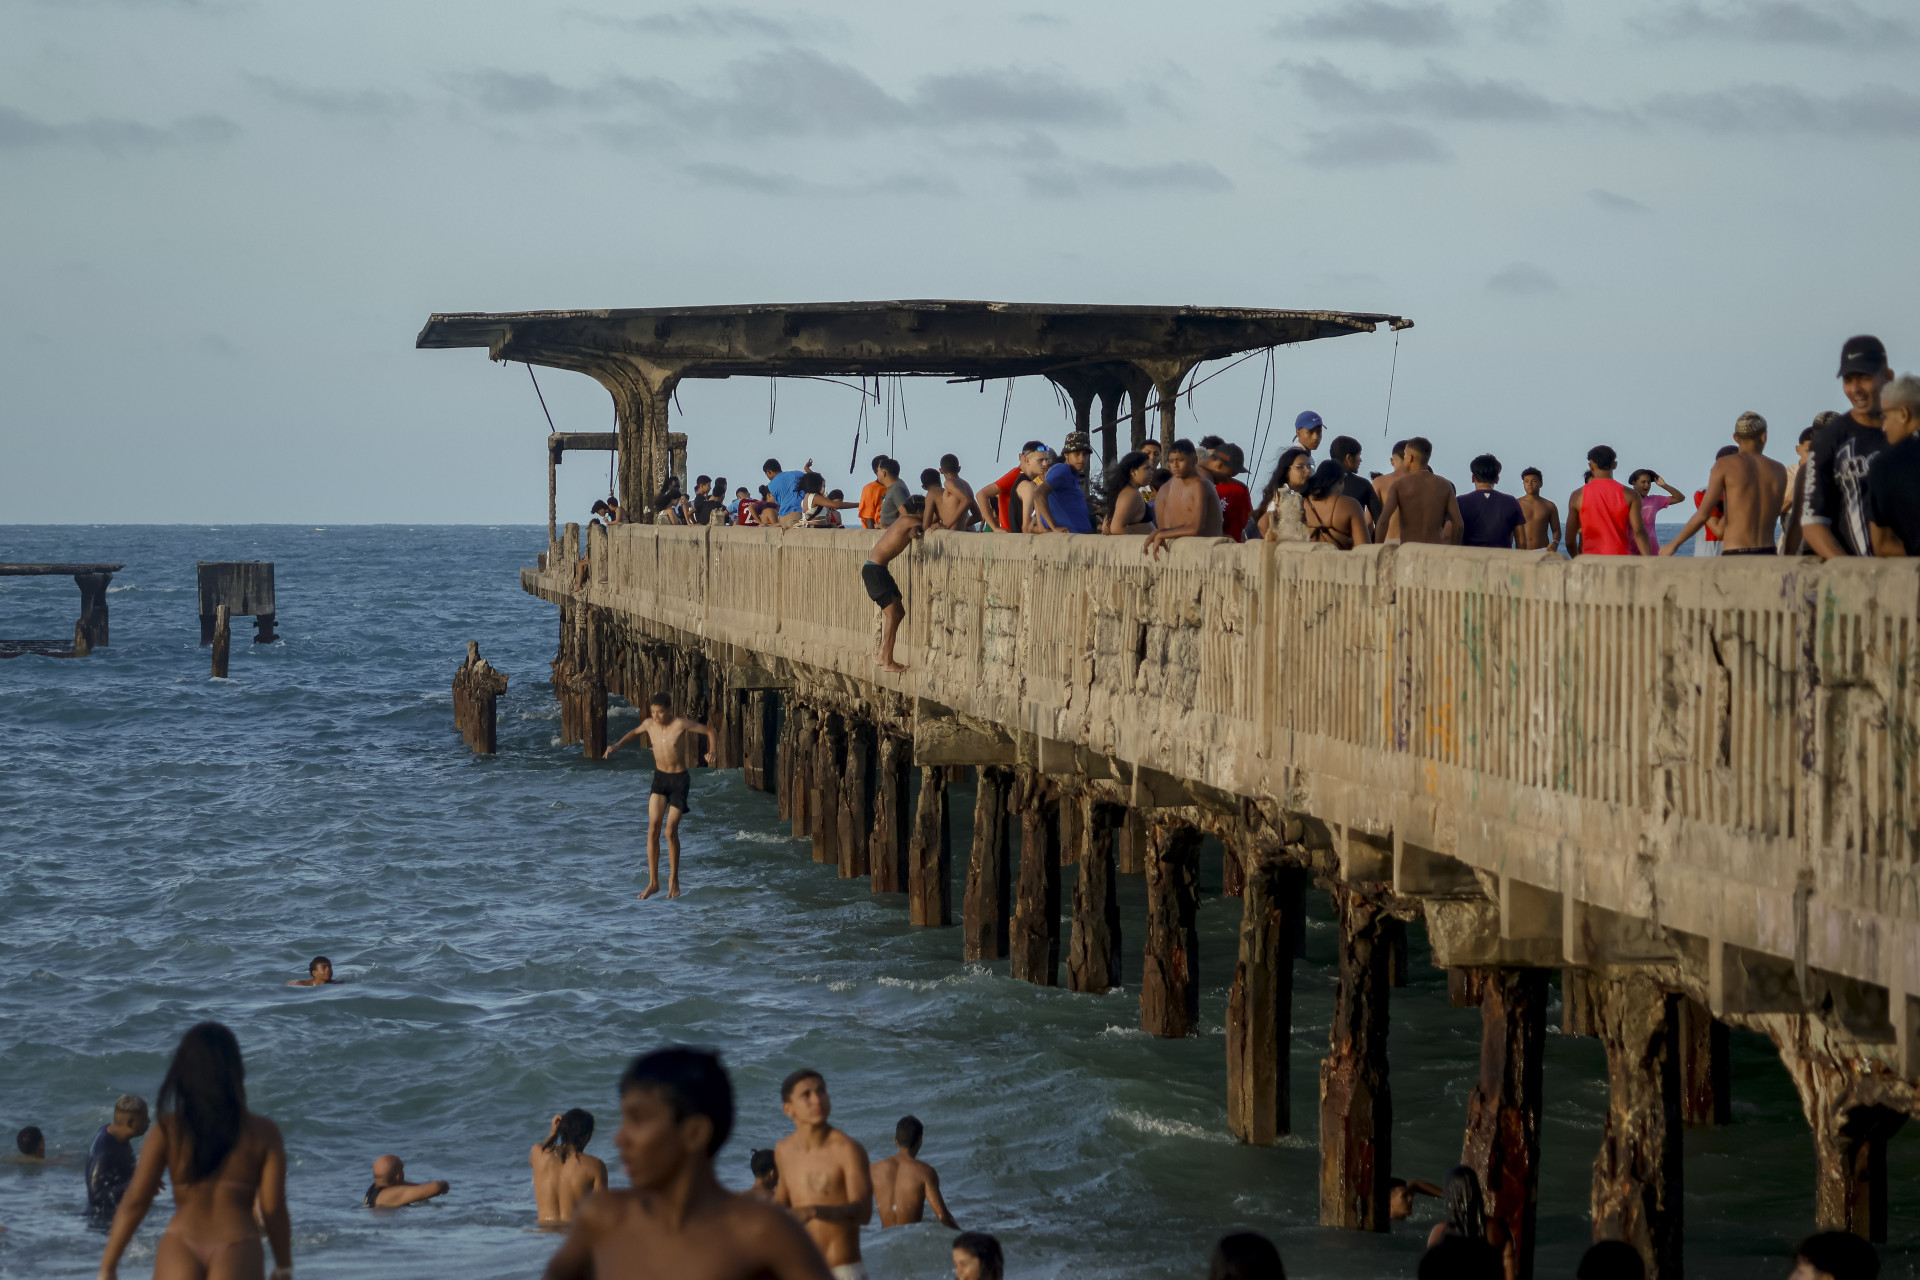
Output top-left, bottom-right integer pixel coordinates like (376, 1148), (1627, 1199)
(862, 496), (925, 673)
(288, 956), (334, 987)
(1517, 467), (1561, 551)
(920, 469), (973, 532)
(604, 692), (715, 900)
(938, 455), (980, 529)
(1660, 412), (1788, 556)
(747, 1149), (779, 1201)
(1143, 439), (1222, 558)
(1376, 438), (1463, 545)
(773, 1071), (872, 1280)
(533, 1110), (610, 1225)
(869, 1116), (957, 1230)
(1389, 1176), (1443, 1221)
(1372, 440), (1409, 539)
(365, 1154), (451, 1208)
(541, 1047), (832, 1280)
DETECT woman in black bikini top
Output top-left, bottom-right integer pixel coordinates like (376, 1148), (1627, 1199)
(1300, 459), (1370, 550)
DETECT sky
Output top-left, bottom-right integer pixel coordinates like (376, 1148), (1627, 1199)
(2, 0), (1916, 524)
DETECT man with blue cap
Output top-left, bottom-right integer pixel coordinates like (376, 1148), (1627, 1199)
(1294, 411), (1324, 461)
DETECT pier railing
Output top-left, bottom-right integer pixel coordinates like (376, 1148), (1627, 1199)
(532, 523), (1920, 1006)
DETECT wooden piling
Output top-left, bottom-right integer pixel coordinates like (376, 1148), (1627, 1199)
(813, 716), (843, 866)
(1116, 807), (1147, 874)
(1140, 823), (1202, 1036)
(743, 691), (776, 792)
(789, 706), (815, 839)
(452, 640), (511, 754)
(838, 723), (872, 879)
(1010, 779), (1063, 985)
(1457, 967), (1548, 1280)
(211, 604), (231, 678)
(908, 766), (951, 926)
(1067, 799), (1123, 993)
(870, 734), (910, 893)
(75, 571), (111, 651)
(1678, 995), (1730, 1127)
(581, 678), (607, 760)
(1319, 885), (1394, 1231)
(963, 766), (1013, 962)
(775, 697), (794, 819)
(1228, 862), (1305, 1143)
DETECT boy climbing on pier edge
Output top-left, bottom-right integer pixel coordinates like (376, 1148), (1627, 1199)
(862, 495), (925, 673)
(604, 692), (714, 900)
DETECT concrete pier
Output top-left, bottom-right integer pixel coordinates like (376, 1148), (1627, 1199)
(523, 520), (1920, 1267)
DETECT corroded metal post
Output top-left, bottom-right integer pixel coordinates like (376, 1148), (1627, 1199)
(1228, 862), (1304, 1143)
(1010, 780), (1062, 986)
(1457, 967), (1547, 1280)
(1320, 885), (1393, 1231)
(1067, 800), (1123, 993)
(962, 766), (1013, 962)
(908, 766), (951, 926)
(1141, 823), (1202, 1037)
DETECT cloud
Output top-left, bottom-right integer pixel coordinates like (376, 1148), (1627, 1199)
(679, 161), (956, 196)
(1633, 1), (1911, 45)
(915, 67), (1121, 127)
(1641, 82), (1920, 135)
(1285, 59), (1571, 121)
(1486, 262), (1560, 295)
(246, 75), (414, 118)
(0, 105), (237, 153)
(563, 6), (840, 39)
(1022, 159), (1232, 197)
(1300, 122), (1451, 166)
(1280, 1), (1459, 47)
(1492, 0), (1560, 38)
(454, 68), (584, 113)
(1588, 187), (1650, 213)
(1017, 12), (1068, 26)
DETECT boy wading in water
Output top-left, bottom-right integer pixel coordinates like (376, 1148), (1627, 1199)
(542, 1047), (832, 1280)
(605, 693), (714, 899)
(774, 1071), (873, 1280)
(863, 495), (924, 673)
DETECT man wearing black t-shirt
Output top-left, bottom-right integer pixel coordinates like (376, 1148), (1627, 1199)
(1868, 374), (1920, 557)
(1458, 454), (1524, 549)
(1804, 335), (1894, 559)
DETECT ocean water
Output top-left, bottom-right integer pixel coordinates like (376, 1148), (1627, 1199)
(0, 524), (1909, 1279)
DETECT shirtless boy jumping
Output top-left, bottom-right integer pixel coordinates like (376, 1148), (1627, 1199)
(774, 1071), (873, 1280)
(541, 1047), (832, 1280)
(605, 692), (714, 899)
(863, 496), (925, 673)
(870, 1116), (958, 1230)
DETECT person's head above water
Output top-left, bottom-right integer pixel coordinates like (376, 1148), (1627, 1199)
(158, 1021), (248, 1185)
(1209, 1231), (1285, 1280)
(748, 1147), (777, 1185)
(309, 956), (333, 982)
(1442, 1164), (1486, 1239)
(780, 1068), (830, 1128)
(16, 1125), (44, 1158)
(615, 1045), (735, 1194)
(372, 1153), (406, 1186)
(952, 1231), (1004, 1280)
(1793, 1231), (1879, 1280)
(113, 1094), (151, 1138)
(894, 1115), (923, 1154)
(1575, 1239), (1645, 1280)
(543, 1108), (595, 1161)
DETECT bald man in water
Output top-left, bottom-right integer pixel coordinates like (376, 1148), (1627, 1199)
(365, 1155), (451, 1208)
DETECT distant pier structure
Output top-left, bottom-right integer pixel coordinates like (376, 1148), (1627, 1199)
(197, 562), (277, 645)
(423, 300), (1920, 1277)
(0, 562), (122, 657)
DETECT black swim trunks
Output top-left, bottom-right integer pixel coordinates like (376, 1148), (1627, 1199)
(1722, 546), (1778, 556)
(862, 560), (901, 609)
(650, 769), (692, 814)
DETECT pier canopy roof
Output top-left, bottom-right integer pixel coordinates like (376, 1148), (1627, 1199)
(414, 299), (1412, 382)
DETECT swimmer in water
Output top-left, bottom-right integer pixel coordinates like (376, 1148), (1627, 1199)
(1390, 1176), (1443, 1221)
(748, 1148), (779, 1201)
(870, 1116), (957, 1229)
(604, 691), (715, 901)
(364, 1154), (451, 1208)
(532, 1110), (608, 1226)
(287, 956), (334, 987)
(15, 1126), (45, 1161)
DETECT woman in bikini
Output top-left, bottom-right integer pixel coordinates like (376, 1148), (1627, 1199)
(1298, 459), (1370, 549)
(97, 1022), (292, 1280)
(1101, 451), (1156, 535)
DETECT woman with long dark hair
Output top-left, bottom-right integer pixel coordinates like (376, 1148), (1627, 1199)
(1425, 1164), (1514, 1280)
(1101, 451), (1155, 535)
(1298, 460), (1370, 549)
(98, 1022), (292, 1280)
(1255, 447), (1314, 539)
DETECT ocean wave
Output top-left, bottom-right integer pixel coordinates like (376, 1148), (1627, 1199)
(1108, 1107), (1236, 1145)
(728, 830), (791, 845)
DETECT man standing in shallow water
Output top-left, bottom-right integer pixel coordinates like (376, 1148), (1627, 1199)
(542, 1047), (831, 1280)
(774, 1070), (873, 1280)
(870, 1116), (958, 1229)
(604, 692), (715, 900)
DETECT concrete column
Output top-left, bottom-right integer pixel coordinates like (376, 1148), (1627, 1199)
(788, 707), (815, 839)
(962, 766), (1013, 962)
(1222, 843), (1247, 898)
(908, 766), (952, 926)
(1010, 782), (1062, 986)
(75, 572), (110, 650)
(1457, 968), (1548, 1280)
(1058, 787), (1083, 867)
(775, 697), (794, 820)
(812, 716), (843, 866)
(1128, 378), (1149, 452)
(581, 678), (607, 761)
(1764, 1015), (1909, 1242)
(1067, 800), (1123, 993)
(838, 723), (872, 879)
(1678, 996), (1731, 1127)
(1097, 382), (1123, 471)
(1319, 885), (1393, 1232)
(1116, 808), (1147, 874)
(1228, 863), (1305, 1143)
(870, 734), (910, 894)
(743, 691), (775, 792)
(1575, 969), (1683, 1279)
(1154, 377), (1180, 452)
(1141, 823), (1202, 1037)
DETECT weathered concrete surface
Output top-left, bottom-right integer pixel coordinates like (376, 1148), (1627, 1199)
(526, 524), (1920, 1049)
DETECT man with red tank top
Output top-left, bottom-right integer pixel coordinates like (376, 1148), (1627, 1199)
(1565, 445), (1653, 557)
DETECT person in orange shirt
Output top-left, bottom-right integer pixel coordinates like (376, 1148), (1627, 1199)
(857, 456), (891, 529)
